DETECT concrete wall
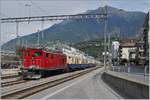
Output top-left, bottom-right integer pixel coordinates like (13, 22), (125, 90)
(102, 72), (149, 99)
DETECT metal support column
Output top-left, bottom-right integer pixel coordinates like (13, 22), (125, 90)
(16, 21), (20, 48)
(37, 29), (40, 47)
(41, 19), (44, 41)
(25, 40), (28, 49)
(16, 21), (22, 71)
(104, 6), (107, 71)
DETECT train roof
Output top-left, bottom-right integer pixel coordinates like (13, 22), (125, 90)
(22, 47), (64, 54)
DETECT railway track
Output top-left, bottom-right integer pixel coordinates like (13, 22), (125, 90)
(1, 79), (28, 87)
(1, 67), (99, 99)
(1, 75), (19, 80)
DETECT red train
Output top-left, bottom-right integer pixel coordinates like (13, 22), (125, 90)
(19, 48), (68, 79)
(18, 47), (96, 79)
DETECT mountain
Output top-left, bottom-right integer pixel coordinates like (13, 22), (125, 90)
(73, 37), (119, 60)
(2, 6), (146, 51)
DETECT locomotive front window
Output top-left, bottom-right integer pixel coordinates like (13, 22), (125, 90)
(26, 51), (30, 56)
(35, 51), (42, 57)
(46, 53), (49, 58)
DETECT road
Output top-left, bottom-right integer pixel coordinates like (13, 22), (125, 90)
(26, 68), (123, 99)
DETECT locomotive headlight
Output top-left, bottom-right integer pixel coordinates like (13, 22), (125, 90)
(29, 65), (36, 68)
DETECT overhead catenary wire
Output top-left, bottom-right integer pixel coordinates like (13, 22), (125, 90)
(28, 0), (49, 15)
(1, 13), (107, 58)
(28, 0), (48, 44)
(21, 0), (47, 47)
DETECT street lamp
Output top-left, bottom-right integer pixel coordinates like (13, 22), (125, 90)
(103, 51), (109, 71)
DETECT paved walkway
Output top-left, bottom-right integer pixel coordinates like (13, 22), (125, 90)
(26, 68), (123, 99)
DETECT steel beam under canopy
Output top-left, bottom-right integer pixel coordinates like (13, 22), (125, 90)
(1, 13), (107, 23)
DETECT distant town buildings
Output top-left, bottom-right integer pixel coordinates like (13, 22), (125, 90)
(118, 39), (137, 65)
(135, 38), (145, 65)
(115, 13), (149, 66)
(143, 13), (149, 65)
(135, 12), (149, 65)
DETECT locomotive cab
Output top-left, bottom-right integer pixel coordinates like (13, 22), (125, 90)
(20, 48), (67, 79)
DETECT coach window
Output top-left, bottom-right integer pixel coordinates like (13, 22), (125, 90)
(46, 53), (49, 58)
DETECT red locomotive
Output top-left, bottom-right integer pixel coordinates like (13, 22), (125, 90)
(18, 46), (96, 79)
(19, 48), (67, 79)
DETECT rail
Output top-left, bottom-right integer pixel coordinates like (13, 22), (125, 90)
(1, 75), (20, 80)
(1, 79), (28, 87)
(1, 67), (99, 99)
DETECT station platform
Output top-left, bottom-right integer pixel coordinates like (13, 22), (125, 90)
(1, 68), (20, 77)
(106, 70), (149, 85)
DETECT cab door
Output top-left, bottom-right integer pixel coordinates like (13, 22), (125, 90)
(34, 51), (42, 69)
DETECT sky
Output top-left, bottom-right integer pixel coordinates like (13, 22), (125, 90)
(0, 0), (149, 45)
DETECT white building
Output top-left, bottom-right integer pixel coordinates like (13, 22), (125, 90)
(121, 47), (136, 60)
(119, 39), (137, 64)
(111, 41), (120, 59)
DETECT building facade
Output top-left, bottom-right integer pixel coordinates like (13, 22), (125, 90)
(135, 40), (145, 65)
(143, 13), (149, 65)
(135, 13), (149, 65)
(119, 39), (137, 65)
